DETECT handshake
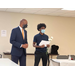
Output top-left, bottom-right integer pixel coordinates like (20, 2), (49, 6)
(21, 44), (28, 49)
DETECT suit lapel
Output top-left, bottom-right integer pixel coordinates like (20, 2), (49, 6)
(18, 27), (24, 40)
(24, 30), (26, 41)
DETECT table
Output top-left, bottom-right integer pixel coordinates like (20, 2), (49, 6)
(0, 58), (19, 66)
(50, 59), (75, 66)
(3, 52), (59, 66)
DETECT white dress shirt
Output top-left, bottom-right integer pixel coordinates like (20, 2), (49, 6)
(19, 26), (25, 48)
(19, 26), (25, 39)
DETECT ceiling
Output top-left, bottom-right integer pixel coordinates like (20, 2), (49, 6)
(0, 8), (75, 17)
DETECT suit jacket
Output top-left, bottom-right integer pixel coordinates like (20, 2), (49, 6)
(10, 26), (28, 56)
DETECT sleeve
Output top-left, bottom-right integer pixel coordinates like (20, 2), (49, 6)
(20, 44), (23, 48)
(10, 29), (22, 48)
(33, 35), (37, 42)
(47, 36), (49, 41)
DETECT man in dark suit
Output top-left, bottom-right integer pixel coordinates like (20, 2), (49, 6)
(10, 19), (28, 66)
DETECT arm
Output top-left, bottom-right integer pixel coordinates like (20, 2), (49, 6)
(33, 42), (41, 48)
(33, 35), (45, 48)
(10, 29), (22, 48)
(33, 42), (45, 48)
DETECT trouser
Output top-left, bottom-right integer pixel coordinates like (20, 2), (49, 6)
(11, 50), (26, 66)
(34, 51), (47, 66)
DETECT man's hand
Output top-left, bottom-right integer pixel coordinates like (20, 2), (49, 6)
(22, 44), (28, 49)
(47, 44), (50, 48)
(40, 45), (45, 48)
(33, 42), (45, 48)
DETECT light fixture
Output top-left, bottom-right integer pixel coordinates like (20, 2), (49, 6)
(61, 8), (75, 11)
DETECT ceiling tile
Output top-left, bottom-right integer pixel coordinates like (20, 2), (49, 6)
(22, 8), (42, 12)
(6, 8), (25, 12)
(21, 8), (42, 13)
(39, 8), (62, 12)
(35, 8), (62, 15)
(0, 8), (75, 18)
(47, 9), (75, 17)
(21, 10), (37, 14)
(55, 10), (71, 13)
(0, 8), (7, 11)
(22, 8), (42, 11)
(48, 10), (71, 16)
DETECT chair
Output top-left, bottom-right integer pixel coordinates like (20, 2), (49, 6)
(0, 54), (2, 58)
(50, 59), (60, 66)
(57, 55), (68, 59)
(51, 45), (59, 54)
(47, 45), (59, 66)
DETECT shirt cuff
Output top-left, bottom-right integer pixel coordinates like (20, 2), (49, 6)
(20, 44), (22, 48)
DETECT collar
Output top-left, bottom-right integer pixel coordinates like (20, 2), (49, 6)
(39, 33), (45, 36)
(19, 26), (22, 30)
(19, 26), (23, 32)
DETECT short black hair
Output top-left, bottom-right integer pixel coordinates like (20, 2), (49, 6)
(37, 23), (46, 31)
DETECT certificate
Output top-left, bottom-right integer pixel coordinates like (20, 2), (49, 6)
(39, 40), (50, 47)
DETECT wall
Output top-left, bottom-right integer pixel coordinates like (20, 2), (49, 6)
(0, 11), (75, 55)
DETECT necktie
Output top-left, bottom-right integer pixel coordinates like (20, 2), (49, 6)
(22, 29), (24, 39)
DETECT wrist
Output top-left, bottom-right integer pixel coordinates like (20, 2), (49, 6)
(35, 45), (41, 48)
(38, 46), (41, 48)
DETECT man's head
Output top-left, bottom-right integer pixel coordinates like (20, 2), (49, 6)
(37, 23), (46, 33)
(20, 19), (28, 29)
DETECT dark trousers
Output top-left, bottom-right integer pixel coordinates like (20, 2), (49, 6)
(11, 50), (26, 66)
(34, 51), (47, 66)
